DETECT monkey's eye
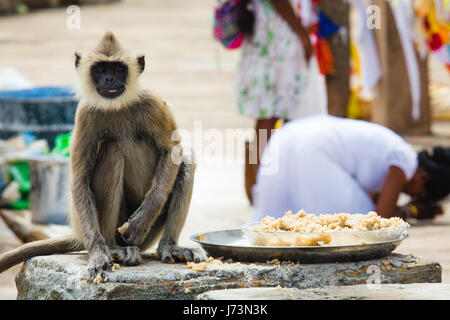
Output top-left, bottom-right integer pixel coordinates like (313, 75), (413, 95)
(93, 66), (105, 73)
(114, 66), (125, 73)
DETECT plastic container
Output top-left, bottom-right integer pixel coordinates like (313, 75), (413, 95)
(8, 161), (31, 210)
(28, 156), (70, 225)
(50, 132), (72, 157)
(0, 87), (77, 148)
(242, 222), (408, 247)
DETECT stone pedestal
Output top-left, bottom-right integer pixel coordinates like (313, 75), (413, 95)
(371, 0), (431, 134)
(16, 252), (441, 300)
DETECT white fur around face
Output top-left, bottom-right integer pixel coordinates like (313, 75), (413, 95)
(75, 52), (144, 111)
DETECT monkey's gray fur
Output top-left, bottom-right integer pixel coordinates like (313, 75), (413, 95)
(0, 32), (207, 279)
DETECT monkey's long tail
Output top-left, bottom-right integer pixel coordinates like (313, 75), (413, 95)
(0, 235), (84, 273)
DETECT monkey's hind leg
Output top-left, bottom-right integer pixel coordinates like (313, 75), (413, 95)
(155, 158), (207, 264)
(91, 143), (140, 270)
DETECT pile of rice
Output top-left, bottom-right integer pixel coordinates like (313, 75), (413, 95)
(253, 210), (408, 233)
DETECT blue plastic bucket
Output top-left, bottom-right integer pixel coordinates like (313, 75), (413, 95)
(0, 86), (77, 148)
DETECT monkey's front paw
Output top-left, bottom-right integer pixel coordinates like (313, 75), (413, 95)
(120, 216), (148, 247)
(111, 246), (142, 266)
(158, 245), (207, 264)
(88, 247), (114, 280)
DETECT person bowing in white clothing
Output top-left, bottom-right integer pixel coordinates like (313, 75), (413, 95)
(251, 115), (450, 222)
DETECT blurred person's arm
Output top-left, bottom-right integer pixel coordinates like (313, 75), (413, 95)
(270, 0), (313, 61)
(376, 166), (406, 218)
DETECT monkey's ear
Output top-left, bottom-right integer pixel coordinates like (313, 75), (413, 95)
(75, 52), (81, 68)
(137, 55), (145, 74)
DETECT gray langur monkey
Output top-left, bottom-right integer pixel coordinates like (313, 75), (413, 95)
(0, 32), (207, 279)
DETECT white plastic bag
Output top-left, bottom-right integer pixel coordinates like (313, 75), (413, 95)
(0, 67), (33, 91)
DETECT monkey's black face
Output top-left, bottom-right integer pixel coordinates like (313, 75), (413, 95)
(90, 61), (128, 99)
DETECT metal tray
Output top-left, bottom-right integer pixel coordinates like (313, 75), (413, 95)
(191, 228), (408, 263)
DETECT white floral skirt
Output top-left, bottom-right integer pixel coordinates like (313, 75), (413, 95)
(234, 0), (326, 120)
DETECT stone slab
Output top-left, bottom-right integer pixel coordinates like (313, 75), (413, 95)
(15, 252), (441, 300)
(196, 283), (450, 300)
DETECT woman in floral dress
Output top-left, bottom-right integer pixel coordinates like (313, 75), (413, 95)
(235, 0), (325, 204)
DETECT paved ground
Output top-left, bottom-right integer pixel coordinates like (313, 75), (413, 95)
(197, 284), (450, 300)
(0, 0), (449, 300)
